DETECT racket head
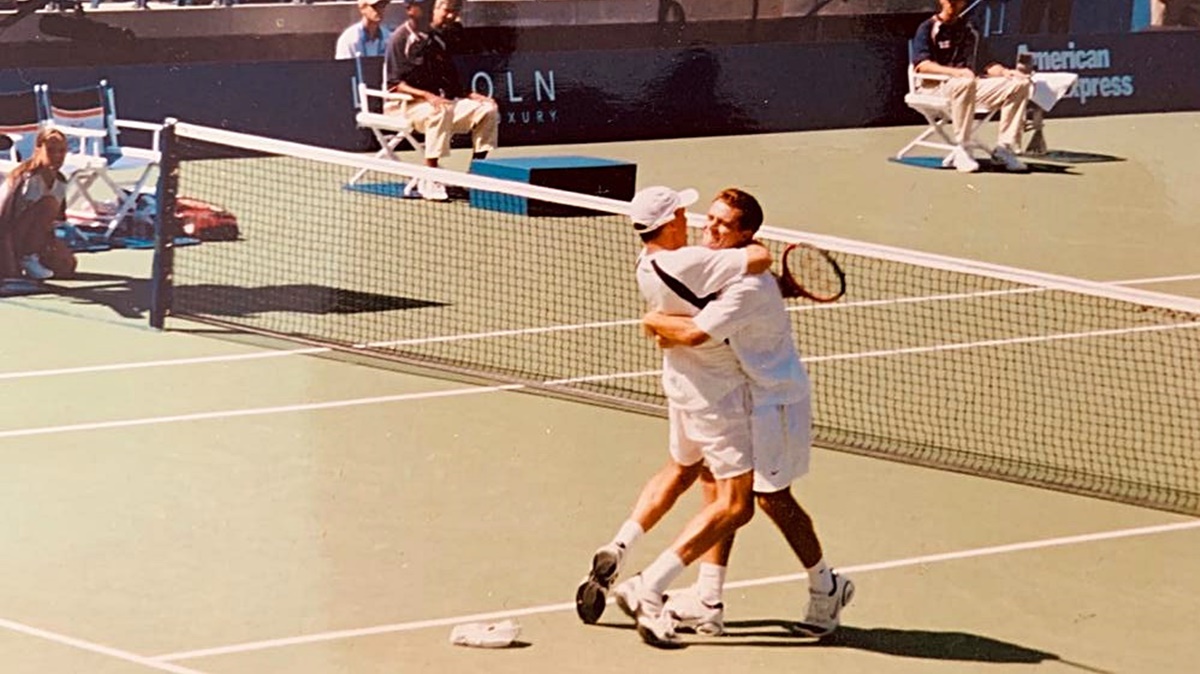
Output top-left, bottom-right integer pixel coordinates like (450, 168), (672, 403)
(779, 243), (846, 303)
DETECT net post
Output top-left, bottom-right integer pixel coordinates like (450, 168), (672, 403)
(150, 118), (180, 330)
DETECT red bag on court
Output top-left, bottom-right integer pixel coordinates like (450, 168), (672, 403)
(176, 197), (240, 241)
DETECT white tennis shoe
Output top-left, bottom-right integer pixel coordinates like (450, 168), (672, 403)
(20, 254), (54, 281)
(614, 574), (681, 648)
(663, 586), (725, 636)
(792, 572), (855, 637)
(948, 146), (980, 173)
(574, 542), (625, 624)
(420, 179), (449, 201)
(992, 145), (1029, 172)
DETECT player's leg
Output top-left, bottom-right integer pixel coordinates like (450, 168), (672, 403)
(575, 456), (701, 624)
(753, 401), (854, 636)
(614, 388), (755, 647)
(664, 469), (733, 636)
(615, 470), (753, 647)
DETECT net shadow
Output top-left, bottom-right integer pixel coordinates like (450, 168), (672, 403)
(173, 285), (447, 317)
(41, 275), (151, 319)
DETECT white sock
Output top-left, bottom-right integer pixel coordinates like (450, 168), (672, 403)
(642, 551), (685, 596)
(807, 558), (834, 595)
(696, 563), (726, 605)
(612, 520), (644, 551)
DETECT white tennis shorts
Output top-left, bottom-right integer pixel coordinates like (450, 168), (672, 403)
(668, 386), (754, 481)
(751, 399), (812, 493)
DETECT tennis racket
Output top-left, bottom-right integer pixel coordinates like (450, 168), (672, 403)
(777, 243), (846, 302)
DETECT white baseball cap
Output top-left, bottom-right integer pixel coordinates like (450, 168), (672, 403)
(629, 186), (699, 234)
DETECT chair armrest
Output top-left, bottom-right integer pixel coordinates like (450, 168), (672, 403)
(913, 71), (951, 84)
(47, 125), (107, 158)
(115, 119), (164, 153)
(361, 86), (415, 103)
(52, 125), (108, 139)
(1, 132), (18, 162)
(115, 119), (163, 132)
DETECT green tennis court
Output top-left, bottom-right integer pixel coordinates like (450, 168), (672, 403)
(2, 112), (1198, 674)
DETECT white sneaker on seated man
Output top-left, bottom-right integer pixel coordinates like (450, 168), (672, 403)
(935, 72), (1032, 174)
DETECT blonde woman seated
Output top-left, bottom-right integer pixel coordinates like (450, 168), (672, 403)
(1, 127), (69, 281)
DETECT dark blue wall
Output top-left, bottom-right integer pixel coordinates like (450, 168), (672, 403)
(3, 28), (1196, 151)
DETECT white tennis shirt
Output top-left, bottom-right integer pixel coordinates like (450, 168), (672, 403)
(636, 246), (749, 411)
(692, 273), (810, 407)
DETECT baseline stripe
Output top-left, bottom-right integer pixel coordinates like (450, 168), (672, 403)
(153, 519), (1200, 662)
(0, 617), (209, 674)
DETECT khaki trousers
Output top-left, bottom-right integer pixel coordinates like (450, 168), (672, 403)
(392, 97), (500, 161)
(928, 75), (1032, 148)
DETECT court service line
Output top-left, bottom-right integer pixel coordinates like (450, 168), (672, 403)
(0, 348), (328, 382)
(4, 317), (1200, 440)
(0, 385), (522, 440)
(3, 274), (1198, 383)
(151, 519), (1200, 663)
(0, 617), (210, 674)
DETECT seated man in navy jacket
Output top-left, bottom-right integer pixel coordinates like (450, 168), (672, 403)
(913, 0), (1032, 173)
(385, 0), (499, 200)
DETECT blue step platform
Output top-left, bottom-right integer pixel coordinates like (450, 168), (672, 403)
(469, 155), (637, 217)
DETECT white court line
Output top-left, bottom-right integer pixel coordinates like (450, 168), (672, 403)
(359, 317), (641, 349)
(152, 519), (1200, 663)
(1118, 273), (1200, 286)
(0, 348), (327, 382)
(4, 318), (1200, 440)
(807, 321), (1200, 363)
(3, 273), (1197, 383)
(0, 385), (521, 440)
(0, 617), (209, 674)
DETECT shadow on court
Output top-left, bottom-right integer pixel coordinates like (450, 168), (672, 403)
(1032, 149), (1125, 164)
(889, 157), (1080, 175)
(597, 619), (1110, 671)
(41, 273), (446, 319)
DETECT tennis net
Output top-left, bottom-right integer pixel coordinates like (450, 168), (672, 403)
(150, 122), (1200, 516)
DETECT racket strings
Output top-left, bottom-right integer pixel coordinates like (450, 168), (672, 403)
(781, 244), (846, 302)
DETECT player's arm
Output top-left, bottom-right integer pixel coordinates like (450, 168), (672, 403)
(686, 245), (771, 297)
(643, 311), (710, 347)
(744, 240), (771, 274)
(644, 276), (764, 348)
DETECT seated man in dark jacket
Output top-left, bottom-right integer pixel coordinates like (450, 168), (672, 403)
(385, 0), (499, 200)
(913, 0), (1032, 172)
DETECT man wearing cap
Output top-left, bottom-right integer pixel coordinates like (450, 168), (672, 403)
(574, 186), (770, 648)
(642, 188), (854, 639)
(334, 0), (393, 60)
(385, 0), (499, 201)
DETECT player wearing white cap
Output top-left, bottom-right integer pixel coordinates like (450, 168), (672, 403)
(643, 188), (854, 638)
(575, 185), (770, 648)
